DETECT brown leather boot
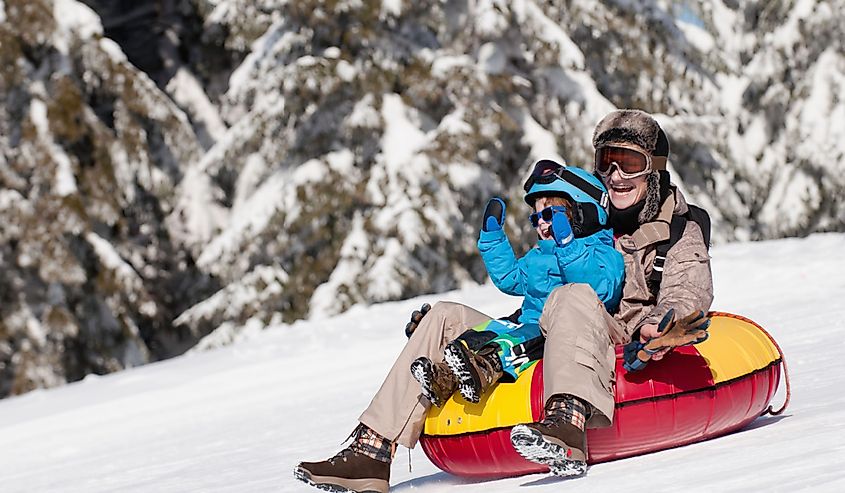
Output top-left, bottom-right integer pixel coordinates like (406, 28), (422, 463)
(510, 394), (589, 477)
(443, 340), (504, 403)
(294, 424), (391, 492)
(410, 356), (458, 407)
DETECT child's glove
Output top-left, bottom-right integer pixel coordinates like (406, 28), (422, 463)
(405, 303), (432, 338)
(623, 309), (711, 371)
(551, 208), (574, 246)
(482, 198), (506, 232)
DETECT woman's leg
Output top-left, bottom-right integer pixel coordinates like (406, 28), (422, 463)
(296, 302), (492, 492)
(539, 283), (625, 427)
(510, 284), (625, 477)
(358, 301), (491, 448)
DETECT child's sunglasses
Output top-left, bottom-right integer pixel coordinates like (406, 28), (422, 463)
(529, 205), (567, 228)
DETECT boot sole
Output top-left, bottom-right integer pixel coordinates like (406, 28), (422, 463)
(294, 465), (389, 493)
(410, 358), (442, 407)
(443, 342), (481, 403)
(510, 425), (587, 478)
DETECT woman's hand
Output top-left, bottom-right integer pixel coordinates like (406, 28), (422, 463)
(405, 303), (432, 338)
(638, 323), (671, 360)
(638, 310), (710, 361)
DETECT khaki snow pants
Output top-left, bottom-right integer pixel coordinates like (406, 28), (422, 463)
(359, 284), (626, 448)
(539, 283), (627, 428)
(359, 301), (491, 448)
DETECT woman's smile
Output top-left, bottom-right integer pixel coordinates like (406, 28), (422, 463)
(605, 173), (647, 210)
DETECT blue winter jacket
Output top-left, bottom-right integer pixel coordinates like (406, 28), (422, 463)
(477, 228), (624, 325)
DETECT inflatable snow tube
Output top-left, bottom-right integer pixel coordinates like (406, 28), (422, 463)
(419, 312), (784, 479)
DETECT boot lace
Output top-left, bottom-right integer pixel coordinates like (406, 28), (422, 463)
(327, 448), (355, 465)
(341, 423), (394, 463)
(477, 344), (503, 386)
(542, 394), (590, 431)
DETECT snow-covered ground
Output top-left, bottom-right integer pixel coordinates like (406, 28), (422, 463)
(1, 233), (844, 492)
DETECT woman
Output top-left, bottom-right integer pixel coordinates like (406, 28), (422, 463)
(509, 109), (713, 477)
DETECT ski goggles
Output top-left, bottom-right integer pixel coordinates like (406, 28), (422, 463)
(523, 160), (565, 192)
(595, 145), (666, 179)
(529, 205), (567, 228)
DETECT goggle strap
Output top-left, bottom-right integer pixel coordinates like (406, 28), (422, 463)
(553, 168), (609, 211)
(651, 156), (667, 171)
(523, 160), (564, 192)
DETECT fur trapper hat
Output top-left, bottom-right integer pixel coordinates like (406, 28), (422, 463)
(639, 170), (670, 223)
(593, 109), (670, 223)
(592, 109), (670, 160)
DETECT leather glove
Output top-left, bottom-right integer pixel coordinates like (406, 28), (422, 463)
(623, 309), (710, 372)
(405, 303), (432, 338)
(482, 198), (506, 232)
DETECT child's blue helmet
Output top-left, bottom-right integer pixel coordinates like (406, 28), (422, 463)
(523, 160), (610, 236)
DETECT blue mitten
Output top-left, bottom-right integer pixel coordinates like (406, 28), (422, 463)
(483, 198), (506, 232)
(551, 208), (574, 246)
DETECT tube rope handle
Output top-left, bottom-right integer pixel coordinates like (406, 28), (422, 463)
(758, 324), (791, 416)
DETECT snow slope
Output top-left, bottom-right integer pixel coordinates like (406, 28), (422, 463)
(0, 233), (844, 492)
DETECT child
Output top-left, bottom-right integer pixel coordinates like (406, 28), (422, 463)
(411, 160), (625, 406)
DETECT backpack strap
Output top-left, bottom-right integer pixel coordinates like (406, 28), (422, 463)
(687, 204), (712, 249)
(646, 203), (711, 299)
(647, 214), (688, 299)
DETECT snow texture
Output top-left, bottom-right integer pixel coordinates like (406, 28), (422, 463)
(166, 68), (229, 144)
(0, 233), (843, 492)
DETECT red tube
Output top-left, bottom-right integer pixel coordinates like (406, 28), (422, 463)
(420, 314), (782, 478)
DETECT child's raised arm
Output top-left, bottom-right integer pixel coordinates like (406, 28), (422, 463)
(477, 198), (526, 296)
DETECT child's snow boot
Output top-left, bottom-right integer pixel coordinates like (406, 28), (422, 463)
(410, 356), (458, 407)
(510, 394), (589, 478)
(443, 340), (504, 403)
(294, 423), (392, 493)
